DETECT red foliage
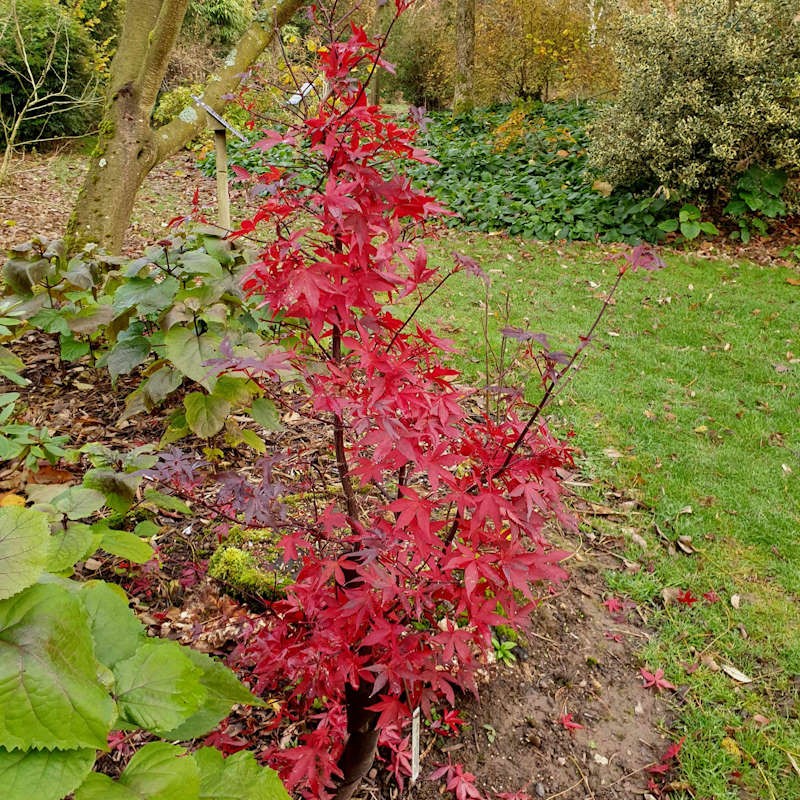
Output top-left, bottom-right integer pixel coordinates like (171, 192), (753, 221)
(557, 713), (585, 732)
(430, 761), (487, 800)
(147, 6), (658, 796)
(639, 667), (677, 691)
(676, 589), (699, 606)
(202, 13), (576, 797)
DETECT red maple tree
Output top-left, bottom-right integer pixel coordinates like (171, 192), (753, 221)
(149, 3), (662, 796)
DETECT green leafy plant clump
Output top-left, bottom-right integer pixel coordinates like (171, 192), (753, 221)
(588, 0), (800, 198)
(403, 103), (669, 243)
(0, 501), (289, 800)
(1, 230), (284, 448)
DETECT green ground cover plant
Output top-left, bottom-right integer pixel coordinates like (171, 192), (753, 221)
(419, 231), (800, 800)
(198, 102), (671, 243)
(405, 104), (669, 242)
(0, 480), (289, 800)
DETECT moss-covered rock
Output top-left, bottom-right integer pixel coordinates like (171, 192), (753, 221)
(207, 527), (295, 600)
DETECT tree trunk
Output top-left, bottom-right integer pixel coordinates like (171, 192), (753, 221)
(66, 0), (310, 255)
(452, 0), (475, 114)
(368, 0), (393, 106)
(334, 682), (381, 800)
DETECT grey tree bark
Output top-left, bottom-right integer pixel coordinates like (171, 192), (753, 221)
(452, 0), (475, 114)
(66, 0), (309, 255)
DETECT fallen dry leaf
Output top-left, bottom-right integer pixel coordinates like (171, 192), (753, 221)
(721, 736), (742, 761)
(661, 587), (682, 606)
(630, 531), (648, 550)
(788, 752), (800, 777)
(721, 664), (753, 683)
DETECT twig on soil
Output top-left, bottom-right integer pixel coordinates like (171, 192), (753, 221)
(568, 755), (596, 799)
(543, 777), (585, 800)
(527, 630), (558, 645)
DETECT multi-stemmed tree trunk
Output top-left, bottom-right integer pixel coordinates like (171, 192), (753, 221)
(65, 0), (309, 255)
(452, 0), (475, 113)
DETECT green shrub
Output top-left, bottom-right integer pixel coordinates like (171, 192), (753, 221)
(382, 0), (455, 109)
(184, 0), (252, 45)
(589, 0), (800, 197)
(0, 0), (102, 145)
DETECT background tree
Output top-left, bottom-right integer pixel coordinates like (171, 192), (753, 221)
(475, 0), (587, 102)
(65, 0), (309, 255)
(452, 0), (475, 113)
(384, 0), (454, 108)
(0, 0), (102, 183)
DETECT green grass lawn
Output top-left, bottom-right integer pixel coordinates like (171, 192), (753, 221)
(422, 231), (800, 800)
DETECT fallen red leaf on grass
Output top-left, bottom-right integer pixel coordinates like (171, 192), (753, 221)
(640, 667), (676, 691)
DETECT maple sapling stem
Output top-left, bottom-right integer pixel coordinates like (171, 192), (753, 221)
(444, 268), (626, 547)
(386, 269), (456, 351)
(492, 268), (625, 481)
(331, 324), (359, 524)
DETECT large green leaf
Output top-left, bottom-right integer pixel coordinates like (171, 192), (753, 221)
(161, 648), (264, 741)
(178, 250), (224, 279)
(249, 397), (281, 430)
(196, 748), (290, 800)
(0, 583), (116, 749)
(0, 745), (95, 800)
(112, 277), (179, 316)
(75, 772), (140, 800)
(78, 581), (145, 669)
(164, 326), (222, 390)
(83, 469), (140, 515)
(3, 257), (49, 296)
(65, 304), (115, 335)
(105, 336), (152, 381)
(184, 392), (231, 439)
(213, 376), (254, 406)
(52, 487), (107, 520)
(59, 334), (90, 362)
(47, 522), (101, 574)
(0, 507), (49, 600)
(98, 527), (154, 564)
(143, 364), (183, 406)
(143, 488), (192, 515)
(121, 742), (199, 800)
(114, 641), (206, 734)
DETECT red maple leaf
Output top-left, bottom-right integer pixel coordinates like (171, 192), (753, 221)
(640, 668), (676, 691)
(703, 589), (720, 603)
(676, 589), (699, 606)
(661, 736), (686, 761)
(603, 596), (625, 615)
(558, 713), (585, 732)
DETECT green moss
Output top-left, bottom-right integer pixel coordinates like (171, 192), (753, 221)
(208, 527), (294, 600)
